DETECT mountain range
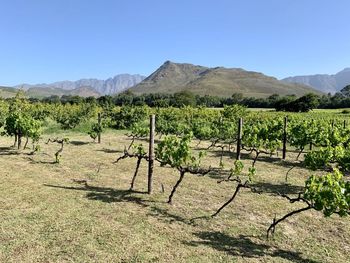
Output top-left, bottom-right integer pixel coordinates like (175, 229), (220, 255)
(0, 85), (102, 99)
(282, 68), (350, 94)
(14, 74), (145, 97)
(2, 61), (341, 98)
(130, 61), (319, 97)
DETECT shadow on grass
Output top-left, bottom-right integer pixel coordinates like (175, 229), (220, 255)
(207, 168), (230, 180)
(69, 140), (90, 146)
(24, 156), (57, 164)
(97, 148), (123, 154)
(257, 155), (287, 164)
(0, 146), (20, 156)
(210, 149), (235, 158)
(275, 159), (304, 169)
(208, 149), (306, 169)
(250, 182), (304, 196)
(148, 206), (211, 226)
(44, 183), (151, 207)
(184, 231), (320, 263)
(37, 160), (57, 164)
(148, 207), (189, 224)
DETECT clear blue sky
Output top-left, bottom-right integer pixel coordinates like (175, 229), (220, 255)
(1, 0), (349, 86)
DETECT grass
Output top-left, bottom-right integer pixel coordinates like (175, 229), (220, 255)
(0, 130), (349, 262)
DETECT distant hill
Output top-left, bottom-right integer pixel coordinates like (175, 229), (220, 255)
(25, 86), (101, 98)
(130, 61), (320, 98)
(282, 68), (350, 94)
(0, 86), (18, 98)
(0, 86), (100, 99)
(14, 74), (145, 96)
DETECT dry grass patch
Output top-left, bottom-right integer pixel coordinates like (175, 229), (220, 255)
(0, 131), (349, 262)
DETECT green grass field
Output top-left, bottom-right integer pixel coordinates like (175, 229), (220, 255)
(0, 129), (349, 262)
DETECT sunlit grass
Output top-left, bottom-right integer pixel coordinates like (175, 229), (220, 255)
(0, 130), (349, 262)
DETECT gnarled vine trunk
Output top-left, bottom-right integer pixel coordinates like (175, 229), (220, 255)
(167, 170), (185, 204)
(130, 157), (142, 190)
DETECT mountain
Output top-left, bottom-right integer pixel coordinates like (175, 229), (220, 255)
(335, 85), (350, 98)
(26, 86), (100, 98)
(130, 61), (320, 98)
(0, 86), (18, 98)
(0, 85), (100, 99)
(282, 68), (350, 94)
(15, 74), (145, 96)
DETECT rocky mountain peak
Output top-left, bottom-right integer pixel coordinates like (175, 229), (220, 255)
(14, 74), (146, 95)
(282, 68), (350, 94)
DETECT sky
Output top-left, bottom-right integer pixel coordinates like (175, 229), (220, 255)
(0, 0), (349, 86)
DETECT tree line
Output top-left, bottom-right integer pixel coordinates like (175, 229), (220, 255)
(13, 85), (350, 112)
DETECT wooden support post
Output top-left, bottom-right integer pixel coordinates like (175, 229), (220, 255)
(282, 116), (287, 160)
(97, 113), (101, 144)
(148, 114), (155, 194)
(309, 119), (314, 151)
(236, 118), (243, 160)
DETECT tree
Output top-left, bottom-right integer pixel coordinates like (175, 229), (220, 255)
(267, 94), (280, 107)
(274, 95), (296, 111)
(85, 96), (97, 104)
(274, 93), (319, 112)
(172, 90), (196, 107)
(97, 95), (113, 107)
(42, 95), (60, 104)
(60, 95), (83, 104)
(318, 94), (332, 108)
(113, 90), (135, 105)
(231, 93), (243, 104)
(196, 95), (222, 107)
(292, 93), (320, 112)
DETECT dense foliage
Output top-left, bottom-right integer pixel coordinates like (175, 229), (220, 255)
(305, 169), (350, 216)
(27, 88), (350, 110)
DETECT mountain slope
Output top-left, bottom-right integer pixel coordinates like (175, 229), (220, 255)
(282, 68), (350, 94)
(130, 61), (320, 97)
(132, 61), (208, 93)
(0, 86), (18, 98)
(0, 86), (100, 99)
(15, 74), (145, 95)
(25, 86), (100, 98)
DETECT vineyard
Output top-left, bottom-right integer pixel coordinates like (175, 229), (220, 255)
(0, 94), (350, 262)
